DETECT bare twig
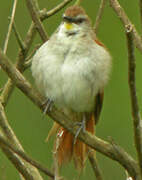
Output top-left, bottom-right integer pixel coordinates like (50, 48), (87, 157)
(0, 50), (140, 180)
(12, 21), (26, 52)
(126, 24), (142, 178)
(0, 133), (54, 179)
(110, 0), (142, 54)
(40, 0), (73, 20)
(0, 102), (43, 180)
(0, 22), (36, 107)
(94, 0), (107, 34)
(25, 0), (48, 42)
(88, 150), (103, 180)
(74, 0), (82, 5)
(3, 0), (17, 54)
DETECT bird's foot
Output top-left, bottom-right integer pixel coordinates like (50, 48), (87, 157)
(42, 98), (54, 115)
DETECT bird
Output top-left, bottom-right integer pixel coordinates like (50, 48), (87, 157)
(31, 5), (111, 172)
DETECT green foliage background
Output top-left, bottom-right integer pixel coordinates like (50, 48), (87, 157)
(0, 0), (142, 179)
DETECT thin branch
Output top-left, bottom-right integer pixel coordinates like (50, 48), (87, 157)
(3, 0), (17, 54)
(88, 150), (103, 180)
(0, 102), (43, 180)
(0, 50), (140, 180)
(126, 24), (142, 178)
(1, 146), (35, 180)
(110, 0), (142, 54)
(12, 21), (26, 52)
(25, 0), (48, 42)
(0, 22), (36, 107)
(94, 0), (107, 34)
(74, 0), (82, 5)
(0, 133), (54, 179)
(40, 0), (73, 20)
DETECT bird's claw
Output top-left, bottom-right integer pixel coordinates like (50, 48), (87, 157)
(42, 98), (54, 115)
(73, 116), (86, 144)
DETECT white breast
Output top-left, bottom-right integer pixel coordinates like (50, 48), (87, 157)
(32, 29), (111, 112)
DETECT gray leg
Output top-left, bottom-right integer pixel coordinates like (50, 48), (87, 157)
(73, 114), (86, 144)
(42, 98), (54, 115)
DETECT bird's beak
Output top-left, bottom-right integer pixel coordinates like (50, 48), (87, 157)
(64, 22), (73, 30)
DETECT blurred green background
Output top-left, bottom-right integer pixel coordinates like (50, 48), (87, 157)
(0, 0), (142, 179)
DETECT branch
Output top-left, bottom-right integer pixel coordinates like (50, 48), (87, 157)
(0, 23), (36, 107)
(40, 0), (73, 20)
(88, 150), (103, 180)
(0, 50), (140, 180)
(94, 0), (107, 34)
(12, 21), (26, 52)
(3, 0), (17, 54)
(110, 0), (142, 54)
(126, 24), (142, 178)
(25, 0), (48, 42)
(0, 133), (54, 179)
(74, 0), (82, 5)
(0, 102), (43, 180)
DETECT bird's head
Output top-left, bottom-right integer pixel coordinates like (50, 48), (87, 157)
(59, 6), (91, 37)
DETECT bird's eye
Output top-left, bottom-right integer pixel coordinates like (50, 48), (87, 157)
(63, 16), (73, 23)
(76, 18), (85, 24)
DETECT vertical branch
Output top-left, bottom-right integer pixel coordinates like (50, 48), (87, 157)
(110, 0), (142, 54)
(126, 24), (142, 178)
(94, 0), (107, 34)
(3, 0), (17, 54)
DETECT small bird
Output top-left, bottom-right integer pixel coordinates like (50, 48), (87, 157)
(32, 5), (111, 171)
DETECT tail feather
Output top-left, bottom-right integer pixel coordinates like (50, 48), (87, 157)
(53, 114), (95, 170)
(56, 129), (73, 166)
(73, 139), (86, 170)
(45, 122), (60, 142)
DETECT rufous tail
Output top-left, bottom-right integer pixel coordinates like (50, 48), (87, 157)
(53, 114), (95, 170)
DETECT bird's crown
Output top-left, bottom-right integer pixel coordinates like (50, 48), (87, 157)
(64, 5), (86, 18)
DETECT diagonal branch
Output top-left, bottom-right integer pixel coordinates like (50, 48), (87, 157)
(3, 0), (17, 54)
(0, 102), (43, 180)
(12, 21), (26, 52)
(110, 0), (142, 54)
(0, 49), (140, 180)
(126, 24), (142, 178)
(94, 0), (107, 34)
(40, 0), (73, 20)
(0, 132), (54, 179)
(0, 22), (36, 107)
(88, 150), (103, 180)
(25, 0), (48, 42)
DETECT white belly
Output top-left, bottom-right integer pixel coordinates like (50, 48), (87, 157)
(32, 35), (111, 112)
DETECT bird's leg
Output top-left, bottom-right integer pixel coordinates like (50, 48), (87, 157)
(73, 114), (86, 144)
(42, 98), (54, 115)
